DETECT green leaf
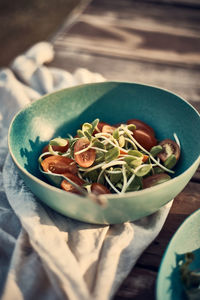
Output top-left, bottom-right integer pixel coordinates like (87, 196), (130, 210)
(77, 129), (85, 138)
(105, 143), (114, 150)
(113, 128), (120, 139)
(82, 122), (95, 140)
(134, 164), (152, 177)
(84, 131), (92, 141)
(164, 154), (177, 169)
(125, 164), (134, 174)
(126, 176), (142, 192)
(105, 147), (120, 162)
(124, 156), (143, 168)
(127, 124), (136, 131)
(153, 167), (165, 174)
(92, 140), (105, 149)
(84, 170), (99, 182)
(128, 150), (143, 157)
(150, 145), (163, 157)
(116, 182), (123, 190)
(82, 122), (93, 133)
(125, 150), (144, 167)
(108, 168), (123, 184)
(95, 151), (105, 163)
(49, 137), (68, 147)
(118, 135), (125, 147)
(91, 119), (99, 131)
(131, 158), (143, 167)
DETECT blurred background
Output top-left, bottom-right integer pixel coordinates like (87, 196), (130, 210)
(0, 0), (199, 96)
(0, 0), (90, 67)
(0, 0), (199, 68)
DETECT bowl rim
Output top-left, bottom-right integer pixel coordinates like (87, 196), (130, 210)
(8, 81), (200, 200)
(156, 208), (200, 300)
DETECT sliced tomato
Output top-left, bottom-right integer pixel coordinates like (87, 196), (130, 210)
(42, 140), (69, 154)
(158, 139), (180, 162)
(119, 149), (128, 156)
(102, 125), (115, 134)
(61, 173), (85, 194)
(142, 155), (149, 162)
(133, 129), (157, 151)
(118, 149), (129, 158)
(74, 137), (96, 168)
(41, 155), (77, 174)
(127, 119), (155, 136)
(98, 122), (109, 132)
(93, 121), (109, 135)
(113, 122), (123, 128)
(91, 183), (111, 195)
(142, 173), (171, 189)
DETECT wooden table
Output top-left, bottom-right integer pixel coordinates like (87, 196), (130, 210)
(50, 0), (200, 298)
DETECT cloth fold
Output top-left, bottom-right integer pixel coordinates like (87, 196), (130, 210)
(0, 41), (172, 300)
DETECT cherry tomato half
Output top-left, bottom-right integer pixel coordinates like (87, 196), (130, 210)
(142, 173), (171, 189)
(61, 173), (85, 194)
(91, 183), (111, 195)
(158, 139), (180, 162)
(101, 125), (115, 134)
(42, 140), (69, 154)
(97, 121), (109, 132)
(93, 121), (109, 135)
(133, 129), (157, 151)
(74, 137), (96, 168)
(41, 155), (77, 174)
(127, 119), (155, 136)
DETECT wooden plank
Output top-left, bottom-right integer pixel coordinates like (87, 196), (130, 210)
(136, 181), (200, 270)
(114, 267), (156, 300)
(50, 0), (92, 42)
(55, 21), (200, 68)
(113, 181), (200, 299)
(82, 0), (200, 34)
(52, 0), (200, 103)
(54, 0), (200, 68)
(192, 168), (200, 183)
(137, 0), (200, 7)
(51, 51), (200, 103)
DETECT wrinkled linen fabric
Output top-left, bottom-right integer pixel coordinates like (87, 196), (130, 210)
(0, 42), (172, 300)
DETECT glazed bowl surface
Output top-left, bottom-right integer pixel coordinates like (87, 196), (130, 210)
(8, 81), (200, 224)
(156, 209), (200, 300)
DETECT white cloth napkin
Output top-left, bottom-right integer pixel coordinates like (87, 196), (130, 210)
(0, 42), (172, 300)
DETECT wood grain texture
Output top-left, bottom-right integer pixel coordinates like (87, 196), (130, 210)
(51, 52), (200, 103)
(115, 267), (157, 300)
(54, 0), (200, 66)
(113, 181), (200, 299)
(52, 0), (200, 103)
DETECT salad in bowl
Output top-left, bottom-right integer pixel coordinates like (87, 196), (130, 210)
(38, 118), (181, 196)
(8, 81), (200, 224)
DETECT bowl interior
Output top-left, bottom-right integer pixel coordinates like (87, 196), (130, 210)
(9, 81), (200, 186)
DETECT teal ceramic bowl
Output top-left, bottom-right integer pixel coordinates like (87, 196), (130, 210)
(8, 82), (200, 224)
(156, 209), (200, 300)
